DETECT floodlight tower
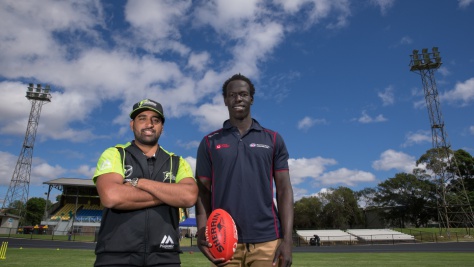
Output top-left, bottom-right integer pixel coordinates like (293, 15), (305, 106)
(1, 83), (52, 224)
(409, 48), (474, 235)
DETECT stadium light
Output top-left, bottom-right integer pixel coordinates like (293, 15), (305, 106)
(422, 48), (431, 64)
(412, 50), (421, 66)
(432, 47), (441, 63)
(26, 83), (52, 102)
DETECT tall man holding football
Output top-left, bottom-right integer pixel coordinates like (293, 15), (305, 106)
(195, 74), (294, 267)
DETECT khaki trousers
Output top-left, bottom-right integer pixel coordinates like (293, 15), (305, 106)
(212, 239), (281, 267)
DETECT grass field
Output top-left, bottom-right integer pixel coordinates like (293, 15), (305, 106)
(1, 248), (474, 267)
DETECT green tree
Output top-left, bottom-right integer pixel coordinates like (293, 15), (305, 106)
(5, 200), (27, 225)
(24, 197), (49, 226)
(356, 187), (377, 208)
(5, 200), (23, 215)
(320, 187), (364, 229)
(294, 196), (323, 229)
(416, 147), (450, 175)
(450, 149), (474, 192)
(416, 148), (474, 221)
(373, 173), (436, 228)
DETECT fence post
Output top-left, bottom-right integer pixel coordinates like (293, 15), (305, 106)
(0, 241), (8, 260)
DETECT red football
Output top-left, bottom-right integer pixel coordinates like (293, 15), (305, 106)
(206, 208), (238, 261)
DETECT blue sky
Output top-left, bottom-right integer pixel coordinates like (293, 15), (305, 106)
(1, 0), (473, 206)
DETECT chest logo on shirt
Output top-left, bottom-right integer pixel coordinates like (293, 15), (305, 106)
(163, 171), (176, 183)
(215, 144), (230, 149)
(249, 143), (270, 149)
(124, 165), (133, 178)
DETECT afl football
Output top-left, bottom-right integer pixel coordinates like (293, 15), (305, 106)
(206, 208), (238, 261)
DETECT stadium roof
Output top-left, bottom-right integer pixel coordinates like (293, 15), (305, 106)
(43, 178), (95, 187)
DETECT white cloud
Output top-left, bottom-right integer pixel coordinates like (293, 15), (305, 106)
(73, 165), (96, 179)
(399, 36), (413, 45)
(192, 95), (228, 132)
(441, 77), (474, 106)
(193, 0), (261, 33)
(470, 126), (474, 135)
(378, 85), (395, 106)
(292, 187), (309, 201)
(372, 149), (417, 173)
(30, 161), (67, 185)
(177, 140), (201, 150)
(357, 110), (387, 123)
(370, 0), (395, 15)
(297, 116), (327, 130)
(317, 168), (376, 187)
(187, 52), (211, 72)
(288, 157), (337, 185)
(124, 0), (192, 55)
(402, 130), (431, 147)
(0, 151), (16, 186)
(0, 0), (358, 145)
(275, 0), (351, 29)
(438, 66), (451, 77)
(459, 0), (474, 8)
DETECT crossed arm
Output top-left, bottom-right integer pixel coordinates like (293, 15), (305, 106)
(96, 172), (198, 210)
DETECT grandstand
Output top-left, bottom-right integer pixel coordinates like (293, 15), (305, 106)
(346, 229), (415, 244)
(41, 178), (102, 236)
(296, 229), (415, 246)
(296, 230), (355, 246)
(40, 178), (190, 237)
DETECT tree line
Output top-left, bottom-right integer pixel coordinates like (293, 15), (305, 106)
(294, 148), (474, 230)
(4, 148), (473, 229)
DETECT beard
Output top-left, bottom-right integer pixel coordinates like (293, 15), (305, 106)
(134, 129), (159, 146)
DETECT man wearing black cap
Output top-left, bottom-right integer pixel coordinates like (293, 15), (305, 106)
(93, 99), (198, 267)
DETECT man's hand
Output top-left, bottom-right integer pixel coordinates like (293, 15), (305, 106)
(273, 240), (292, 267)
(197, 226), (230, 267)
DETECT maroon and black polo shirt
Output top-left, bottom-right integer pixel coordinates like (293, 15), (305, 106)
(196, 119), (289, 243)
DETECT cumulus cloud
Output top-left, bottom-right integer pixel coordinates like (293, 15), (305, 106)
(372, 149), (417, 173)
(370, 0), (395, 15)
(30, 161), (67, 185)
(0, 0), (357, 143)
(378, 85), (395, 106)
(438, 66), (451, 77)
(297, 116), (327, 130)
(459, 0), (474, 8)
(356, 110), (387, 123)
(288, 157), (337, 185)
(399, 36), (413, 45)
(402, 130), (431, 147)
(73, 165), (96, 179)
(317, 168), (376, 187)
(441, 77), (474, 106)
(0, 151), (16, 186)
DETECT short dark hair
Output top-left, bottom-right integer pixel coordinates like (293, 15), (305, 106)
(222, 73), (255, 98)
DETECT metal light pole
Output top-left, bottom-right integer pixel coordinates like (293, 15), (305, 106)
(1, 83), (52, 225)
(409, 48), (474, 235)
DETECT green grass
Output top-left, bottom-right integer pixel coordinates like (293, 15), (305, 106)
(1, 248), (474, 267)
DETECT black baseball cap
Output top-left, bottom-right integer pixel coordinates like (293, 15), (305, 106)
(129, 99), (165, 122)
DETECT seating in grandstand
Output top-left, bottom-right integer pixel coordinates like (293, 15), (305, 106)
(50, 203), (104, 222)
(50, 203), (77, 220)
(296, 230), (355, 245)
(75, 204), (104, 223)
(297, 229), (415, 246)
(346, 229), (415, 241)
